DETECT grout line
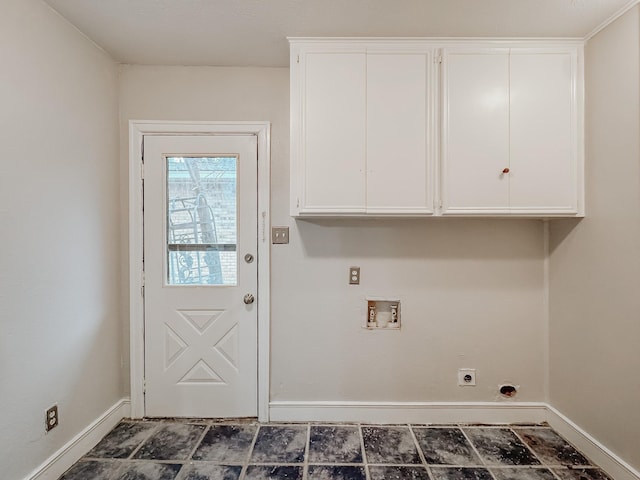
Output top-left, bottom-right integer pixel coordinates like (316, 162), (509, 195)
(303, 423), (310, 480)
(511, 427), (548, 468)
(308, 422), (360, 427)
(108, 460), (126, 480)
(459, 426), (490, 470)
(358, 424), (371, 480)
(109, 459), (189, 465)
(126, 422), (162, 460)
(408, 424), (434, 479)
(487, 465), (500, 480)
(239, 423), (261, 480)
(185, 424), (210, 462)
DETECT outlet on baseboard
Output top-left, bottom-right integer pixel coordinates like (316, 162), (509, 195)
(458, 369), (477, 386)
(46, 405), (59, 432)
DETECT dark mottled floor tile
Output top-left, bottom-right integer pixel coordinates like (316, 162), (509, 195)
(88, 422), (157, 459)
(368, 465), (431, 480)
(517, 428), (591, 466)
(410, 424), (460, 428)
(413, 427), (481, 465)
(464, 428), (540, 466)
(309, 426), (362, 463)
(116, 462), (182, 480)
(250, 425), (307, 463)
(511, 423), (549, 428)
(244, 465), (303, 479)
(554, 468), (613, 480)
(362, 426), (421, 464)
(191, 424), (256, 462)
(308, 465), (366, 480)
(177, 464), (242, 480)
(430, 467), (493, 480)
(133, 423), (206, 460)
(491, 467), (557, 480)
(60, 460), (121, 480)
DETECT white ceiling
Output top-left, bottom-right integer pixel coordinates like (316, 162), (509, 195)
(43, 0), (630, 67)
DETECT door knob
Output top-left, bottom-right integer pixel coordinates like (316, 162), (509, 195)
(502, 167), (510, 174)
(243, 293), (255, 304)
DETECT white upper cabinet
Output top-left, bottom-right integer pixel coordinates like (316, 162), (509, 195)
(290, 39), (583, 218)
(290, 40), (434, 216)
(302, 51), (367, 213)
(442, 47), (583, 216)
(442, 49), (511, 213)
(509, 51), (577, 213)
(366, 53), (431, 214)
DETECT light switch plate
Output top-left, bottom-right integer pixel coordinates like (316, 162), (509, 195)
(272, 227), (289, 244)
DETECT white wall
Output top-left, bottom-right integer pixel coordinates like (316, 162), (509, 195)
(119, 65), (547, 405)
(549, 5), (640, 472)
(0, 1), (121, 479)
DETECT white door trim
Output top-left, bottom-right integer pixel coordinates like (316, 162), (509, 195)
(129, 120), (271, 421)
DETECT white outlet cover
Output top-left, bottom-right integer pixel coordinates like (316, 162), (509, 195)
(458, 368), (477, 386)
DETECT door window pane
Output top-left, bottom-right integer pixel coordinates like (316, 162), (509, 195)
(166, 156), (237, 285)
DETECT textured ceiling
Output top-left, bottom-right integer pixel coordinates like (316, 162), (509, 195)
(43, 0), (631, 67)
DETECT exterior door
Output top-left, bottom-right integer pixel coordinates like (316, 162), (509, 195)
(143, 134), (258, 418)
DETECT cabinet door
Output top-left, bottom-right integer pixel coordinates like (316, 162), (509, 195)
(366, 53), (431, 214)
(442, 50), (510, 214)
(510, 51), (577, 213)
(302, 52), (366, 213)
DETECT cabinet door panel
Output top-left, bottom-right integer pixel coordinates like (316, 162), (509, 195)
(304, 53), (366, 211)
(510, 52), (576, 212)
(443, 51), (510, 213)
(367, 53), (430, 213)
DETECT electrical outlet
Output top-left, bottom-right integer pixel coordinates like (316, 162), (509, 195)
(458, 368), (476, 386)
(46, 405), (58, 432)
(349, 267), (360, 285)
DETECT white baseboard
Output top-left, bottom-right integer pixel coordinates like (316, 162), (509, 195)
(269, 401), (548, 425)
(26, 398), (131, 480)
(22, 398), (638, 480)
(546, 405), (640, 480)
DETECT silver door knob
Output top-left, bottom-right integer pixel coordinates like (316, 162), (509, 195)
(243, 294), (255, 305)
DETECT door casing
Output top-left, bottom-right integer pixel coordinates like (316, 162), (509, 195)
(128, 120), (271, 420)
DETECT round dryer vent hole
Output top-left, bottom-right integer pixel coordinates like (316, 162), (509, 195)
(499, 384), (518, 398)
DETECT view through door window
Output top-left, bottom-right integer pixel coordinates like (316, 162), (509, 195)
(166, 156), (237, 285)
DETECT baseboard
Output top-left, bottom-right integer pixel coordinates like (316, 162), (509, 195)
(269, 401), (548, 424)
(22, 398), (638, 480)
(546, 405), (640, 480)
(26, 398), (131, 480)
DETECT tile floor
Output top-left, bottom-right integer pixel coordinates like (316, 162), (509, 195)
(58, 420), (612, 480)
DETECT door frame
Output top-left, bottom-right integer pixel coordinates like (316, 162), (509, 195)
(128, 120), (271, 421)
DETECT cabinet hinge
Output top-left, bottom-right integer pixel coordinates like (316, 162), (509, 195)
(435, 55), (443, 64)
(438, 200), (443, 209)
(296, 198), (300, 208)
(140, 162), (144, 180)
(143, 380), (146, 393)
(297, 54), (300, 64)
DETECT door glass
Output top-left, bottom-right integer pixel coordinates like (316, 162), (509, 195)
(166, 156), (237, 285)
